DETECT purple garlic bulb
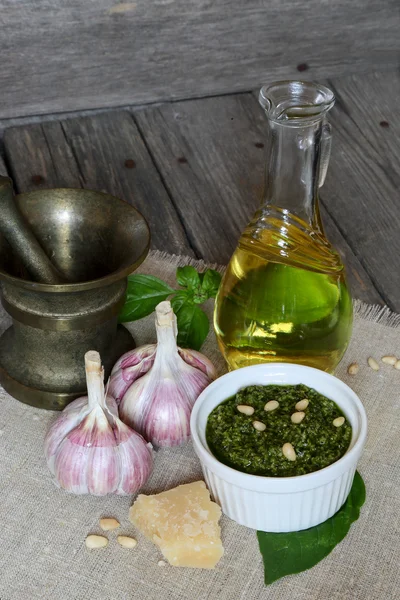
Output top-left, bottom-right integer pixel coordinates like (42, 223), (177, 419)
(44, 351), (153, 495)
(110, 301), (216, 447)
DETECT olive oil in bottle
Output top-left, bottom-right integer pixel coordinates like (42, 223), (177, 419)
(214, 82), (353, 373)
(214, 210), (352, 372)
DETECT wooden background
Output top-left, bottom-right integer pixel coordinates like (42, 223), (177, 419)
(0, 0), (398, 119)
(0, 1), (398, 313)
(3, 71), (399, 311)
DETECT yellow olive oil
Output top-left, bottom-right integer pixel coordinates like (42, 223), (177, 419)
(214, 207), (353, 373)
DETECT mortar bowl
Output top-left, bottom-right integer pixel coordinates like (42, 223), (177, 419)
(0, 188), (150, 410)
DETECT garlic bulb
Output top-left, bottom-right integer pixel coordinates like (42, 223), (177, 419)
(110, 301), (216, 447)
(44, 351), (153, 495)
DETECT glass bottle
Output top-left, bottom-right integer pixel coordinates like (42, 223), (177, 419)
(214, 81), (352, 373)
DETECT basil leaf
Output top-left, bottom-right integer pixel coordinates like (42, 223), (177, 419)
(257, 471), (366, 586)
(201, 269), (222, 299)
(119, 275), (174, 322)
(176, 266), (201, 290)
(174, 303), (209, 350)
(171, 290), (192, 313)
(192, 292), (208, 304)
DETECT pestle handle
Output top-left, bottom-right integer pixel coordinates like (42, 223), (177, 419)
(0, 177), (66, 284)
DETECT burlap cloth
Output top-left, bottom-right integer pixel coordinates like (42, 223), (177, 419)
(1, 251), (399, 600)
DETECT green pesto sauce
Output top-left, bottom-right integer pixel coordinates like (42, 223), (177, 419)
(206, 384), (352, 477)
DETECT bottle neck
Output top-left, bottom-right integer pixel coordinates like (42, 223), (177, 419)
(263, 120), (324, 227)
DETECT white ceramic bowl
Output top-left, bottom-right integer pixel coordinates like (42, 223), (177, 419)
(191, 363), (367, 532)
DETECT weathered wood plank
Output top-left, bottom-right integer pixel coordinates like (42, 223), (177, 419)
(0, 0), (398, 119)
(4, 112), (191, 255)
(323, 71), (400, 310)
(4, 76), (397, 307)
(326, 71), (400, 178)
(134, 93), (384, 305)
(136, 94), (265, 261)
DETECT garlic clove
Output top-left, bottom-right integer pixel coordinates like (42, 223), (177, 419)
(109, 345), (156, 402)
(115, 344), (157, 370)
(113, 419), (153, 495)
(44, 397), (90, 473)
(53, 438), (90, 494)
(85, 411), (120, 496)
(178, 348), (217, 380)
(86, 445), (120, 497)
(178, 360), (213, 401)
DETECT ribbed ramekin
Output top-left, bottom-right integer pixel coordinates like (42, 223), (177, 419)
(190, 363), (367, 532)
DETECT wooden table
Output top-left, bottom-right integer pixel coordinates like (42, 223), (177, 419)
(2, 70), (399, 310)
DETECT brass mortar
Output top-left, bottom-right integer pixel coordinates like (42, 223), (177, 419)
(0, 188), (150, 410)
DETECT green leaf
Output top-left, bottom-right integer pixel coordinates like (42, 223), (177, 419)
(119, 275), (174, 322)
(175, 266), (221, 304)
(201, 269), (222, 299)
(174, 303), (209, 350)
(176, 266), (201, 290)
(171, 290), (192, 313)
(257, 471), (366, 586)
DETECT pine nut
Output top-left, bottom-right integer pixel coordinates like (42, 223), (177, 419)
(158, 560), (167, 567)
(100, 517), (120, 531)
(368, 357), (379, 371)
(282, 442), (296, 461)
(117, 536), (137, 549)
(237, 404), (255, 416)
(85, 535), (108, 549)
(333, 416), (345, 427)
(295, 399), (309, 411)
(382, 355), (397, 366)
(347, 362), (359, 375)
(395, 360), (400, 371)
(252, 420), (266, 431)
(291, 411), (305, 424)
(264, 400), (279, 412)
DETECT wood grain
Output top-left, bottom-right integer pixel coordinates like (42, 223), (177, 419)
(323, 72), (400, 310)
(4, 74), (397, 307)
(134, 92), (384, 305)
(136, 94), (265, 262)
(4, 112), (191, 255)
(0, 0), (398, 119)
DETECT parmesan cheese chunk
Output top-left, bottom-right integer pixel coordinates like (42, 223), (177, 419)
(129, 481), (224, 569)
